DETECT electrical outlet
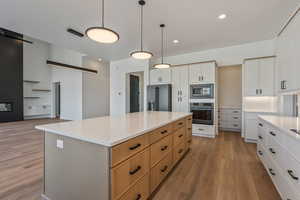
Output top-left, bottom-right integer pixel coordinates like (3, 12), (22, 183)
(56, 139), (64, 149)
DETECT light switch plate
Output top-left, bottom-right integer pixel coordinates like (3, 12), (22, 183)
(56, 139), (64, 149)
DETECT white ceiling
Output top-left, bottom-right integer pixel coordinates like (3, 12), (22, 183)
(0, 0), (299, 61)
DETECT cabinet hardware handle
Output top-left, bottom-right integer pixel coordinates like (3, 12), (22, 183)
(269, 148), (276, 154)
(233, 111), (239, 113)
(258, 150), (263, 156)
(188, 118), (192, 121)
(179, 134), (183, 138)
(188, 128), (192, 130)
(256, 89), (258, 95)
(287, 170), (299, 180)
(233, 124), (238, 127)
(269, 131), (276, 136)
(129, 166), (141, 175)
(233, 117), (238, 119)
(160, 165), (168, 173)
(129, 143), (141, 150)
(161, 145), (168, 151)
(178, 122), (183, 125)
(259, 123), (263, 127)
(260, 89), (262, 94)
(258, 135), (263, 140)
(178, 149), (183, 154)
(160, 130), (167, 134)
(268, 168), (276, 176)
(280, 81), (283, 90)
(135, 194), (142, 200)
(198, 128), (204, 131)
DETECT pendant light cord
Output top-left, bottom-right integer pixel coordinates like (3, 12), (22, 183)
(140, 4), (143, 51)
(101, 0), (104, 27)
(161, 26), (164, 63)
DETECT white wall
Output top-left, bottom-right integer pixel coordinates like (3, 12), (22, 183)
(82, 57), (110, 119)
(23, 37), (52, 119)
(49, 45), (83, 120)
(151, 39), (275, 66)
(110, 58), (149, 115)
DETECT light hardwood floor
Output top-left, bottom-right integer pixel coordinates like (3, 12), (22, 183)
(0, 120), (280, 200)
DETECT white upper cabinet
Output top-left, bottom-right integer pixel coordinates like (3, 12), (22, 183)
(276, 11), (300, 93)
(149, 68), (171, 85)
(243, 57), (275, 96)
(172, 66), (189, 112)
(189, 62), (215, 84)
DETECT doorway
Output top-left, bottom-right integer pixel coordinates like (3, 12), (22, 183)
(126, 72), (144, 113)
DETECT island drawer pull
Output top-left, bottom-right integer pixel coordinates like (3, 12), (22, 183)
(161, 145), (168, 151)
(129, 143), (141, 150)
(258, 150), (263, 156)
(129, 166), (141, 175)
(268, 168), (276, 176)
(287, 170), (299, 180)
(160, 130), (167, 134)
(135, 194), (142, 200)
(188, 128), (192, 130)
(178, 149), (183, 154)
(188, 118), (192, 121)
(178, 134), (183, 138)
(178, 122), (183, 126)
(269, 131), (276, 136)
(160, 165), (168, 173)
(269, 148), (276, 154)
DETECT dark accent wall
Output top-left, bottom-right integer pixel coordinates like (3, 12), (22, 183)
(0, 28), (23, 122)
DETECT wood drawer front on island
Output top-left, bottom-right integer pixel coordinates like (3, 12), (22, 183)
(111, 148), (150, 200)
(118, 173), (150, 200)
(149, 124), (173, 144)
(173, 127), (186, 147)
(173, 119), (185, 131)
(150, 134), (173, 167)
(173, 141), (186, 164)
(150, 151), (173, 193)
(186, 116), (192, 128)
(111, 134), (150, 167)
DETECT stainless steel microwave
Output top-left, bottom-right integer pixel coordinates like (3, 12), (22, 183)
(190, 84), (214, 99)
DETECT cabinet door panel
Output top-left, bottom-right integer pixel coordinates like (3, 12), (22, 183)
(259, 58), (274, 96)
(245, 119), (258, 140)
(150, 69), (171, 85)
(244, 60), (259, 96)
(172, 67), (181, 112)
(189, 64), (204, 84)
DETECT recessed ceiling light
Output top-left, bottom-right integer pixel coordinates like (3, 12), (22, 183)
(218, 14), (227, 19)
(98, 58), (102, 62)
(173, 40), (179, 44)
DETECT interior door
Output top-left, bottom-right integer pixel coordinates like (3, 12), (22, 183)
(259, 58), (274, 96)
(244, 60), (259, 96)
(130, 75), (140, 113)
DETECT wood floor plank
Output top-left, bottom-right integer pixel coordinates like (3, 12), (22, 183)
(0, 121), (280, 200)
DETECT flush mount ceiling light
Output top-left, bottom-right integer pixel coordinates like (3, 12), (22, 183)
(218, 14), (227, 19)
(153, 24), (171, 69)
(130, 0), (153, 59)
(85, 0), (119, 43)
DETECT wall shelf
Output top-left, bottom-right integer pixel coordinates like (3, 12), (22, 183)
(23, 80), (40, 84)
(32, 89), (51, 92)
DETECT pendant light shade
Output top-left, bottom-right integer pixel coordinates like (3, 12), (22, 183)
(86, 0), (119, 43)
(153, 24), (170, 68)
(130, 0), (153, 59)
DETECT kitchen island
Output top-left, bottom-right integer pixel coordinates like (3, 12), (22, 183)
(36, 111), (192, 200)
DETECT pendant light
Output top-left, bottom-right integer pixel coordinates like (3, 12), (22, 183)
(86, 0), (119, 43)
(153, 24), (171, 68)
(130, 0), (153, 59)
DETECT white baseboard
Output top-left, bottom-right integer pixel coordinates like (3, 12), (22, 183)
(244, 138), (257, 143)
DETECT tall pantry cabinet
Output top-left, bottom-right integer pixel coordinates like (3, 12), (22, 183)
(172, 66), (189, 112)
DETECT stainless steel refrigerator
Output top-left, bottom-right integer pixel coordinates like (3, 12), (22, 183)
(147, 84), (172, 111)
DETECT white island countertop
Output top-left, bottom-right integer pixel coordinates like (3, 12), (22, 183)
(36, 111), (192, 147)
(259, 115), (300, 141)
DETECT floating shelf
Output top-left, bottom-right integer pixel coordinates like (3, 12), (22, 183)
(23, 80), (40, 84)
(24, 97), (40, 99)
(32, 89), (51, 92)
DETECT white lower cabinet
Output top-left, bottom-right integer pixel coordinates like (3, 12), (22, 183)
(257, 118), (300, 200)
(192, 124), (215, 138)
